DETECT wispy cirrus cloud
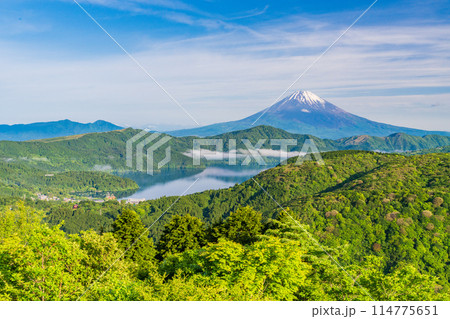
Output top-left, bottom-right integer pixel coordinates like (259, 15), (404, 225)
(225, 5), (270, 21)
(65, 0), (266, 32)
(0, 0), (448, 131)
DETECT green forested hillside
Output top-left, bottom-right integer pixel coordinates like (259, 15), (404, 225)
(0, 126), (448, 175)
(0, 129), (152, 171)
(0, 150), (448, 300)
(3, 150), (446, 301)
(0, 161), (138, 198)
(0, 126), (330, 172)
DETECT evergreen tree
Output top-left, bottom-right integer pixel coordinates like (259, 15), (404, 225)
(222, 206), (263, 245)
(113, 209), (156, 276)
(157, 214), (206, 258)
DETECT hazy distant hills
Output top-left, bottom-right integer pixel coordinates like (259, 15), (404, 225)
(170, 91), (450, 139)
(3, 91), (448, 141)
(0, 119), (123, 141)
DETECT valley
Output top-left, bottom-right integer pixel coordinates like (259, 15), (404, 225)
(1, 123), (449, 201)
(1, 150), (448, 301)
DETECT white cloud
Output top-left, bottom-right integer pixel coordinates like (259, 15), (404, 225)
(182, 149), (306, 161)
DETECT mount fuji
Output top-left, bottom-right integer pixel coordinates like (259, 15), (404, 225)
(169, 91), (449, 139)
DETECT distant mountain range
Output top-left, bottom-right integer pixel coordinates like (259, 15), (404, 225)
(0, 120), (123, 141)
(170, 91), (450, 139)
(3, 91), (448, 141)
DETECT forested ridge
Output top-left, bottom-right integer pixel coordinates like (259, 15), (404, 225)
(0, 125), (448, 199)
(1, 126), (449, 173)
(0, 151), (448, 300)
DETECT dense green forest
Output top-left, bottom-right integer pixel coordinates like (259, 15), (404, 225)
(0, 151), (448, 300)
(0, 161), (138, 198)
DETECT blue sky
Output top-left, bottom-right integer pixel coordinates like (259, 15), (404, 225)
(0, 0), (449, 131)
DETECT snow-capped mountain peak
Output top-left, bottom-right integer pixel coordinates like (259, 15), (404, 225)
(287, 90), (325, 106)
(271, 90), (331, 113)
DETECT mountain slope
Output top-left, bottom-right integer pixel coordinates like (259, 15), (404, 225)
(170, 91), (450, 139)
(0, 126), (449, 173)
(0, 119), (123, 141)
(41, 151), (450, 288)
(130, 151), (450, 287)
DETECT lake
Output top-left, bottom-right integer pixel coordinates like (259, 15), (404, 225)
(120, 166), (268, 200)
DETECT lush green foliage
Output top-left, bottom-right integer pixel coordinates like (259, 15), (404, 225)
(157, 214), (206, 259)
(0, 161), (138, 198)
(0, 128), (196, 172)
(1, 201), (447, 301)
(215, 206), (263, 244)
(113, 209), (156, 263)
(0, 151), (448, 300)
